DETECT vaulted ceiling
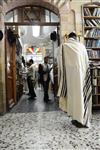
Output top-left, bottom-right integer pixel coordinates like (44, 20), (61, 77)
(3, 0), (67, 9)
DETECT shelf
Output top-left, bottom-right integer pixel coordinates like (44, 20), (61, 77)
(90, 67), (100, 70)
(92, 48), (100, 50)
(89, 58), (100, 61)
(84, 16), (100, 19)
(84, 5), (100, 8)
(93, 94), (100, 96)
(87, 47), (100, 50)
(93, 104), (100, 107)
(93, 84), (100, 86)
(84, 37), (100, 40)
(92, 75), (100, 78)
(84, 26), (100, 29)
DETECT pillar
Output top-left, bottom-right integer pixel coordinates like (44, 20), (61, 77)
(0, 5), (6, 114)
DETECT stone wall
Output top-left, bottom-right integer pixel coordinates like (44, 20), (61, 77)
(59, 0), (100, 41)
(70, 0), (100, 36)
(0, 6), (6, 113)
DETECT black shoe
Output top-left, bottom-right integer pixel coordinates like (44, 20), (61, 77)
(71, 120), (87, 128)
(71, 120), (78, 126)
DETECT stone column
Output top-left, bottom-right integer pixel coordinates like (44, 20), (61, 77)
(0, 5), (6, 114)
(59, 0), (75, 43)
(70, 0), (92, 36)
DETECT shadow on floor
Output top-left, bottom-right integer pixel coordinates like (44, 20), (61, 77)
(10, 89), (60, 113)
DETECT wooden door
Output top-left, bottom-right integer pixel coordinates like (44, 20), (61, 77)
(5, 33), (16, 110)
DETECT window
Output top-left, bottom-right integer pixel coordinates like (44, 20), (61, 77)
(5, 6), (59, 23)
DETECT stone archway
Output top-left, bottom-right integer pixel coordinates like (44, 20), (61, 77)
(2, 0), (74, 49)
(3, 0), (68, 15)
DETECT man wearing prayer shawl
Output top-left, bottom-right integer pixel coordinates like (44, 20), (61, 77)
(58, 32), (92, 128)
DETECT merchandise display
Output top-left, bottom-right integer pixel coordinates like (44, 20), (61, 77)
(16, 38), (23, 101)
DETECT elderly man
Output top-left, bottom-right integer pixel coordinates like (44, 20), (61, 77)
(58, 32), (92, 128)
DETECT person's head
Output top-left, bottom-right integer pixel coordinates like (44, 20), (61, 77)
(38, 64), (43, 71)
(44, 56), (49, 64)
(68, 32), (77, 40)
(39, 64), (43, 68)
(29, 59), (34, 65)
(26, 62), (30, 67)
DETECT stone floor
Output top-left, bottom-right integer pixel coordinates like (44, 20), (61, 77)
(0, 111), (100, 150)
(0, 89), (100, 150)
(10, 89), (59, 113)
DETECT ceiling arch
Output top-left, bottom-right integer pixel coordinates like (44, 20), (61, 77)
(4, 0), (60, 16)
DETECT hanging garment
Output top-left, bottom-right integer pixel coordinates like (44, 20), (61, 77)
(58, 38), (92, 127)
(57, 45), (67, 112)
(59, 97), (67, 112)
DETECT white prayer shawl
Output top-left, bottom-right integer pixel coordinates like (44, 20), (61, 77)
(58, 38), (92, 127)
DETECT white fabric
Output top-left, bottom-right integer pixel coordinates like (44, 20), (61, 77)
(58, 38), (92, 127)
(59, 97), (67, 112)
(43, 63), (50, 81)
(50, 68), (54, 84)
(57, 45), (64, 96)
(22, 65), (27, 80)
(27, 64), (36, 80)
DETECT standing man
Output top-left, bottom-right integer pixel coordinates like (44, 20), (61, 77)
(27, 59), (36, 99)
(58, 32), (92, 127)
(42, 56), (51, 102)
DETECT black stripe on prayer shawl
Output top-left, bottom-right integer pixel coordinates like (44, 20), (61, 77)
(83, 68), (92, 118)
(83, 75), (91, 105)
(84, 79), (91, 109)
(83, 69), (91, 99)
(84, 86), (92, 113)
(84, 91), (92, 118)
(60, 46), (67, 97)
(63, 62), (67, 97)
(63, 46), (67, 97)
(84, 76), (92, 112)
(83, 69), (92, 108)
(60, 46), (65, 97)
(84, 80), (91, 102)
(60, 46), (64, 97)
(83, 69), (91, 98)
(64, 67), (67, 97)
(84, 112), (89, 127)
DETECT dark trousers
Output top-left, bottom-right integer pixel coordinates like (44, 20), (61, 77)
(27, 76), (36, 97)
(43, 80), (49, 101)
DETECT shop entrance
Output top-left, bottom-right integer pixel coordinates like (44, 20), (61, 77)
(5, 6), (60, 111)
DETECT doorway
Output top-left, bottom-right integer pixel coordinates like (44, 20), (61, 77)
(5, 6), (60, 112)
